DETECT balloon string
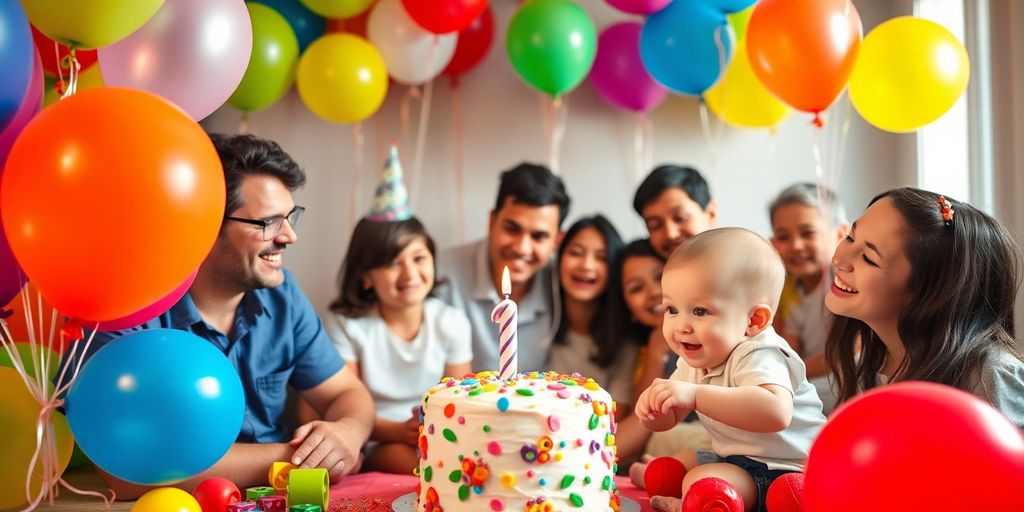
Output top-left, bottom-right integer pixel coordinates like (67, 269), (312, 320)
(633, 114), (643, 184)
(351, 123), (365, 232)
(451, 79), (467, 242)
(400, 86), (416, 158)
(59, 52), (80, 100)
(238, 112), (251, 135)
(711, 23), (728, 143)
(24, 400), (64, 510)
(812, 128), (825, 190)
(409, 37), (440, 212)
(699, 100), (717, 173)
(52, 41), (64, 88)
(548, 96), (567, 175)
(540, 93), (552, 162)
(645, 115), (654, 175)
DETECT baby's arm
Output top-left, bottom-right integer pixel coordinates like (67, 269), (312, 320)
(695, 384), (793, 433)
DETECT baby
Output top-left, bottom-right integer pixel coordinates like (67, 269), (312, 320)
(633, 227), (826, 512)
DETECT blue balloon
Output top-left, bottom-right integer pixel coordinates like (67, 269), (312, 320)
(66, 329), (245, 485)
(0, 1), (33, 131)
(640, 0), (734, 96)
(248, 0), (325, 51)
(699, 0), (757, 14)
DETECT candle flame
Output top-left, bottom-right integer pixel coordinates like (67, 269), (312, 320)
(501, 266), (511, 297)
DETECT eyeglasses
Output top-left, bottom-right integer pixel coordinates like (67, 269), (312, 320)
(225, 206), (305, 241)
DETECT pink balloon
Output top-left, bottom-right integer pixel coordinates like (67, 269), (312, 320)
(0, 48), (42, 306)
(98, 0), (253, 121)
(590, 22), (668, 113)
(94, 270), (197, 331)
(604, 0), (671, 16)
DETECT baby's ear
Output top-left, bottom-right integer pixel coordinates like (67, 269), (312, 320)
(746, 305), (773, 336)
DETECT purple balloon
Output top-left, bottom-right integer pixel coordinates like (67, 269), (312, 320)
(604, 0), (671, 16)
(590, 22), (668, 113)
(0, 48), (42, 305)
(98, 0), (253, 121)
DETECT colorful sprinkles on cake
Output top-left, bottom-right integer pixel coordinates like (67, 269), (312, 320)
(418, 371), (619, 512)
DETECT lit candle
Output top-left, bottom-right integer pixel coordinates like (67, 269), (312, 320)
(491, 266), (518, 381)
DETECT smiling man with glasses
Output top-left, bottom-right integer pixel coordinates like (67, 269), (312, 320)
(71, 134), (374, 499)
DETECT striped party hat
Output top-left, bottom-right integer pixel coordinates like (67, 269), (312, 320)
(366, 143), (412, 222)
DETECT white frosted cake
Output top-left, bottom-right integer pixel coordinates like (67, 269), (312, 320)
(416, 371), (620, 512)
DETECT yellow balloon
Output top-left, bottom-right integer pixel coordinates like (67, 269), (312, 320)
(299, 0), (375, 19)
(704, 40), (790, 129)
(21, 0), (165, 49)
(0, 367), (74, 510)
(849, 16), (969, 133)
(43, 66), (107, 108)
(131, 487), (201, 512)
(297, 34), (389, 124)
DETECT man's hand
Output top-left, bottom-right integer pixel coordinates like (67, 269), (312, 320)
(290, 419), (363, 482)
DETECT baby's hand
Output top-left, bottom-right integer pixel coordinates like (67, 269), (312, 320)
(647, 378), (697, 417)
(635, 385), (660, 421)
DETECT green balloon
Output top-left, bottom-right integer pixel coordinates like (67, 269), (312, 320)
(506, 0), (597, 98)
(228, 3), (300, 112)
(728, 4), (755, 42)
(22, 0), (164, 49)
(0, 343), (61, 383)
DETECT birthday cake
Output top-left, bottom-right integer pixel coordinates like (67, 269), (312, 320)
(416, 371), (620, 512)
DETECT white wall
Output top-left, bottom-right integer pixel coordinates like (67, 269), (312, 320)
(203, 0), (916, 315)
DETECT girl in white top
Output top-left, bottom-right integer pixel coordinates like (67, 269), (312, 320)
(547, 215), (637, 406)
(768, 183), (849, 414)
(323, 217), (471, 474)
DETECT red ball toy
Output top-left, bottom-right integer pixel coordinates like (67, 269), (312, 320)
(766, 472), (804, 512)
(804, 382), (1024, 512)
(681, 477), (744, 512)
(192, 477), (241, 512)
(644, 456), (687, 498)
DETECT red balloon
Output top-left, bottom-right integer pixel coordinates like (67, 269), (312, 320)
(326, 10), (371, 39)
(682, 477), (744, 512)
(746, 0), (861, 120)
(0, 88), (225, 322)
(400, 0), (487, 35)
(805, 382), (1024, 512)
(766, 472), (804, 512)
(644, 456), (686, 499)
(192, 477), (241, 512)
(31, 25), (97, 76)
(442, 4), (493, 79)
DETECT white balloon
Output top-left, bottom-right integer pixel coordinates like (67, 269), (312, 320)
(367, 0), (456, 85)
(98, 0), (253, 120)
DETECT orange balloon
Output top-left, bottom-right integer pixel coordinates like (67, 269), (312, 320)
(0, 88), (225, 322)
(747, 0), (862, 119)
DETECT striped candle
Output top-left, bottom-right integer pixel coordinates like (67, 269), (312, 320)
(491, 266), (518, 380)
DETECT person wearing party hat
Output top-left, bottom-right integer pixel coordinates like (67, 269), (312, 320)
(320, 144), (472, 474)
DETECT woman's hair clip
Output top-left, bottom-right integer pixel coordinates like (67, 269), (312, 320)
(937, 196), (954, 226)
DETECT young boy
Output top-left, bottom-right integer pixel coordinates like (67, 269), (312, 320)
(632, 228), (826, 512)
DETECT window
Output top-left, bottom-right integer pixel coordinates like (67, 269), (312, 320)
(914, 0), (970, 201)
